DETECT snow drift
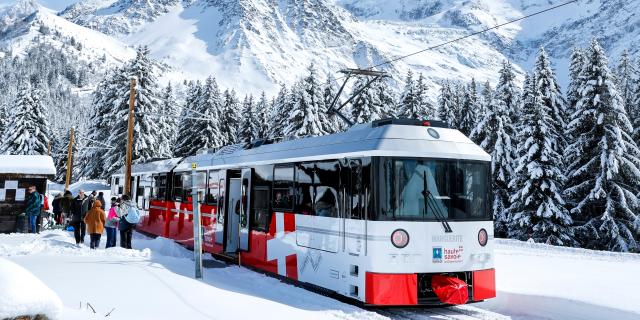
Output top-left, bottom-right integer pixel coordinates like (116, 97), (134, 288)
(0, 256), (63, 320)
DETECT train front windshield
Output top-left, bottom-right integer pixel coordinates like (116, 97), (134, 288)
(378, 158), (491, 221)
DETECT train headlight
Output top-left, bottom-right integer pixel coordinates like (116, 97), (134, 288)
(478, 228), (488, 247)
(391, 229), (410, 248)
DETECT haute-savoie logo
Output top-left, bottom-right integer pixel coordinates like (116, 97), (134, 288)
(432, 247), (443, 263)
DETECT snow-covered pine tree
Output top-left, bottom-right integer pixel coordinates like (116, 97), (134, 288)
(1, 82), (50, 155)
(159, 83), (179, 154)
(255, 92), (269, 139)
(240, 95), (258, 144)
(268, 84), (290, 140)
(508, 68), (574, 246)
(194, 76), (224, 150)
(322, 74), (344, 133)
(130, 46), (166, 161)
(0, 103), (7, 138)
(399, 71), (431, 119)
(173, 81), (202, 158)
(285, 64), (329, 138)
(350, 76), (384, 124)
(495, 60), (521, 127)
(470, 64), (517, 237)
(415, 73), (435, 119)
(53, 127), (80, 183)
(437, 80), (455, 126)
(534, 47), (568, 149)
(374, 76), (396, 119)
(221, 89), (240, 145)
(565, 39), (640, 252)
(457, 79), (478, 136)
(615, 50), (636, 115)
(566, 48), (586, 131)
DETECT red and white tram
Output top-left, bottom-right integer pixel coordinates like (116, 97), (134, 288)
(111, 119), (496, 306)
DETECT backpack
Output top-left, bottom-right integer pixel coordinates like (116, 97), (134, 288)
(124, 203), (141, 224)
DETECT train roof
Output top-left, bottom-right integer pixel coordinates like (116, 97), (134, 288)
(172, 121), (491, 173)
(114, 157), (183, 176)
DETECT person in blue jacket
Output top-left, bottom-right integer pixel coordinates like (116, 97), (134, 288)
(25, 185), (42, 234)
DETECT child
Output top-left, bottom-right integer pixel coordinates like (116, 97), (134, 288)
(105, 197), (119, 248)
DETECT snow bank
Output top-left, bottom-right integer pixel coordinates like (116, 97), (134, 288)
(0, 256), (63, 319)
(0, 155), (56, 175)
(137, 236), (193, 259)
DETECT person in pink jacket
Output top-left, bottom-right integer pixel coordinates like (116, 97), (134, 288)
(105, 197), (120, 248)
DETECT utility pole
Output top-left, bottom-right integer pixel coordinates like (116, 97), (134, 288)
(191, 163), (203, 279)
(124, 78), (136, 196)
(64, 127), (75, 190)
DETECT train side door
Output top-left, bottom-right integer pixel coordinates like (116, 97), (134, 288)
(239, 168), (252, 251)
(344, 159), (365, 256)
(225, 174), (242, 253)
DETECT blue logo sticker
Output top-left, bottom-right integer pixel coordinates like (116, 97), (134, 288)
(432, 246), (443, 263)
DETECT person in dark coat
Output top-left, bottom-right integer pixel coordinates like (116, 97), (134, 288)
(96, 192), (106, 210)
(24, 185), (42, 234)
(71, 190), (90, 245)
(52, 193), (63, 225)
(60, 190), (74, 226)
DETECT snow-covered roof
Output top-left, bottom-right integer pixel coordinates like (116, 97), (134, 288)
(0, 155), (56, 176)
(115, 158), (183, 176)
(0, 257), (62, 319)
(173, 123), (491, 172)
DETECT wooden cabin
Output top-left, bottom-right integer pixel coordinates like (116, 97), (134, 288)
(0, 155), (56, 233)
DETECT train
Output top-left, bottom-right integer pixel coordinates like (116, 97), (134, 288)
(111, 118), (496, 306)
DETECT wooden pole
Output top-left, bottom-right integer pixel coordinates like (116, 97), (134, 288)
(64, 127), (74, 190)
(124, 78), (136, 196)
(47, 141), (51, 156)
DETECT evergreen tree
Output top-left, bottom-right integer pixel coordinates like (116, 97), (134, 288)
(255, 92), (269, 139)
(285, 65), (329, 138)
(53, 127), (80, 183)
(534, 47), (568, 149)
(159, 83), (179, 154)
(374, 76), (396, 118)
(350, 76), (384, 124)
(615, 50), (635, 115)
(240, 95), (258, 143)
(129, 46), (166, 161)
(173, 81), (202, 157)
(457, 79), (478, 136)
(268, 84), (291, 140)
(508, 69), (574, 246)
(437, 80), (455, 126)
(399, 71), (432, 119)
(566, 48), (586, 122)
(564, 39), (640, 252)
(221, 89), (240, 145)
(1, 82), (50, 155)
(0, 103), (7, 139)
(470, 64), (518, 237)
(322, 74), (343, 133)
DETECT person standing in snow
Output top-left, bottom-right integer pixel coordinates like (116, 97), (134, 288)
(105, 197), (120, 248)
(52, 193), (63, 225)
(117, 195), (138, 249)
(70, 190), (90, 245)
(24, 185), (42, 234)
(84, 200), (106, 249)
(60, 190), (74, 227)
(96, 192), (106, 210)
(88, 190), (97, 209)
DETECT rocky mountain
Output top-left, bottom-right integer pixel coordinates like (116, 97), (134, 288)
(0, 0), (638, 97)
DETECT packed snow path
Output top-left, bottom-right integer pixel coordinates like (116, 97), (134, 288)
(0, 231), (638, 320)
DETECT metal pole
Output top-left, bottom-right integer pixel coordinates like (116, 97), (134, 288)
(124, 78), (136, 196)
(191, 163), (203, 279)
(64, 127), (75, 190)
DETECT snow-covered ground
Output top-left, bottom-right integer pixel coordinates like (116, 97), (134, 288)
(0, 230), (638, 320)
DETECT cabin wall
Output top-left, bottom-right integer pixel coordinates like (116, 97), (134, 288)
(0, 174), (48, 233)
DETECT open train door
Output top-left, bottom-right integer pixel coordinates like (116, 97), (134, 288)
(239, 168), (252, 251)
(225, 171), (242, 253)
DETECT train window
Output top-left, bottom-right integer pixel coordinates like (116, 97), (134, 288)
(252, 186), (270, 232)
(183, 171), (207, 203)
(152, 175), (167, 200)
(272, 165), (294, 211)
(314, 161), (339, 218)
(295, 163), (314, 215)
(395, 159), (450, 219)
(173, 173), (186, 202)
(207, 171), (220, 204)
(450, 162), (488, 219)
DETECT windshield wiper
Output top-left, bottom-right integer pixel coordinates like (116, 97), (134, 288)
(421, 171), (453, 233)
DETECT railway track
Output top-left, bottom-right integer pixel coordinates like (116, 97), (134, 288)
(372, 305), (509, 320)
